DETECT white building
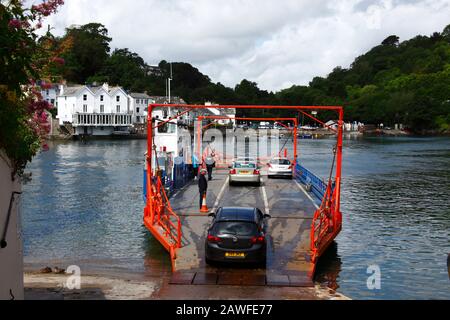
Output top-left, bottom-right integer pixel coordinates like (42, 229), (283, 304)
(129, 92), (152, 124)
(56, 83), (133, 136)
(41, 84), (58, 108)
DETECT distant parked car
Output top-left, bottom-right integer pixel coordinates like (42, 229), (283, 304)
(229, 160), (261, 186)
(205, 207), (270, 265)
(267, 157), (293, 178)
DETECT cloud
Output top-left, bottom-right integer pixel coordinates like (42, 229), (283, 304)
(37, 0), (450, 91)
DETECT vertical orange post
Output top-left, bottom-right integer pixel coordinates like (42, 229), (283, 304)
(197, 116), (202, 172)
(293, 118), (298, 164)
(146, 104), (154, 222)
(334, 108), (343, 229)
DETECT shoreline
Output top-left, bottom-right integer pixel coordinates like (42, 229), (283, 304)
(23, 267), (350, 300)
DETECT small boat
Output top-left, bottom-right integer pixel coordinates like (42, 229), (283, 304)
(111, 130), (131, 136)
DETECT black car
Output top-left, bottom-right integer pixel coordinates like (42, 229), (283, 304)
(205, 207), (271, 265)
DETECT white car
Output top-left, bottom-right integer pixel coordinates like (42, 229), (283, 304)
(267, 157), (293, 178)
(229, 160), (261, 186)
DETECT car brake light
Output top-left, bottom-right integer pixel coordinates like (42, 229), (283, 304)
(288, 165), (292, 169)
(253, 169), (260, 174)
(267, 163), (272, 168)
(207, 234), (221, 243)
(229, 169), (236, 174)
(250, 236), (265, 244)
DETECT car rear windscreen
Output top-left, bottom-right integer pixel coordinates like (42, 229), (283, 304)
(213, 221), (257, 236)
(270, 159), (290, 165)
(234, 162), (256, 168)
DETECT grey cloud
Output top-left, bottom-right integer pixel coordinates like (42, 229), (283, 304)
(39, 0), (450, 91)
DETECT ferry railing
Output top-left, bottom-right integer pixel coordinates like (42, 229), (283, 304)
(310, 178), (339, 263)
(294, 163), (328, 201)
(155, 176), (182, 248)
(144, 173), (182, 270)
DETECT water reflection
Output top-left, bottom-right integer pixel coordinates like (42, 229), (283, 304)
(314, 242), (342, 291)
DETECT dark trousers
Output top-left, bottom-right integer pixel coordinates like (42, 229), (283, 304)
(206, 165), (213, 180)
(199, 191), (206, 209)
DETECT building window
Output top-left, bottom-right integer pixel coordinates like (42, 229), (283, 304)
(116, 96), (120, 102)
(116, 105), (120, 113)
(83, 104), (87, 113)
(50, 99), (55, 105)
(145, 99), (148, 105)
(136, 107), (140, 113)
(100, 95), (104, 101)
(100, 105), (104, 113)
(46, 90), (49, 95)
(83, 94), (87, 101)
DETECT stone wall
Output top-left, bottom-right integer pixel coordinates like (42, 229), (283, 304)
(0, 150), (24, 300)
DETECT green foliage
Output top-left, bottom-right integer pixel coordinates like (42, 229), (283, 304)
(1, 1), (63, 178)
(53, 22), (450, 132)
(60, 23), (111, 83)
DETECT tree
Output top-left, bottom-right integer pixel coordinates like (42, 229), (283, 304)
(0, 0), (65, 178)
(381, 35), (400, 46)
(442, 24), (450, 40)
(95, 48), (148, 91)
(60, 23), (112, 83)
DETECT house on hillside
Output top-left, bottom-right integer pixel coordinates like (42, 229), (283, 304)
(129, 92), (152, 124)
(56, 83), (132, 136)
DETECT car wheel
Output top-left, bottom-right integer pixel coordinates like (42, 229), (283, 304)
(229, 180), (233, 186)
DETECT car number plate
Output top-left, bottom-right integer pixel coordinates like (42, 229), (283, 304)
(239, 171), (250, 174)
(225, 252), (246, 258)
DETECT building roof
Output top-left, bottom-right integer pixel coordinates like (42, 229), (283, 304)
(148, 96), (186, 105)
(62, 86), (84, 96)
(60, 84), (127, 97)
(129, 92), (151, 99)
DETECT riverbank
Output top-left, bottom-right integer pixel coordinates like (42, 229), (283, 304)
(24, 270), (350, 300)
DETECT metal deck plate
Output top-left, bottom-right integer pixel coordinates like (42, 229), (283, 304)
(192, 272), (218, 285)
(169, 272), (195, 285)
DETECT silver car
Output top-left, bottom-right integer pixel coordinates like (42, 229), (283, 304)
(267, 157), (293, 178)
(229, 160), (261, 186)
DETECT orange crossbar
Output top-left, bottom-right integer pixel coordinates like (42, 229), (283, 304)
(197, 115), (298, 168)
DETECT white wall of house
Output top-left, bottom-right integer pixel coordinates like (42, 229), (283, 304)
(129, 96), (151, 123)
(42, 87), (58, 108)
(57, 96), (77, 125)
(0, 151), (24, 300)
(77, 88), (95, 114)
(110, 89), (129, 114)
(94, 88), (111, 114)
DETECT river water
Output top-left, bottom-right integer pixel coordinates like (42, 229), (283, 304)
(21, 136), (450, 299)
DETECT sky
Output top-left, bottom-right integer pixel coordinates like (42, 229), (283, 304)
(35, 0), (450, 91)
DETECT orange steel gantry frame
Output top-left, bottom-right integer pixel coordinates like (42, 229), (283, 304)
(196, 116), (298, 169)
(144, 104), (344, 273)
